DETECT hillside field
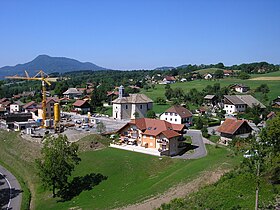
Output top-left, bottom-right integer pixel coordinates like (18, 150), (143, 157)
(0, 131), (240, 210)
(142, 72), (280, 113)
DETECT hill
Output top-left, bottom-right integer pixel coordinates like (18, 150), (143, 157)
(0, 55), (107, 78)
(154, 66), (174, 71)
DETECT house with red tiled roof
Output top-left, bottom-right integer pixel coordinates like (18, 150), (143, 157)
(72, 100), (91, 113)
(162, 76), (176, 84)
(117, 118), (186, 156)
(216, 118), (253, 145)
(160, 105), (193, 126)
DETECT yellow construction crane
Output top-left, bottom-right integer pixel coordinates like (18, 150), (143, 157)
(5, 70), (51, 127)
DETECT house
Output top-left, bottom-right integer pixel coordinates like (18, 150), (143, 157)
(112, 86), (153, 120)
(0, 113), (33, 130)
(72, 100), (91, 113)
(180, 78), (187, 82)
(37, 98), (59, 120)
(162, 76), (176, 84)
(272, 96), (280, 108)
(23, 101), (38, 112)
(10, 104), (21, 113)
(117, 118), (185, 156)
(230, 84), (249, 93)
(223, 95), (266, 115)
(204, 73), (213, 80)
(267, 111), (277, 120)
(216, 118), (253, 145)
(223, 70), (234, 76)
(63, 88), (82, 99)
(160, 105), (193, 126)
(107, 91), (119, 105)
(204, 95), (217, 106)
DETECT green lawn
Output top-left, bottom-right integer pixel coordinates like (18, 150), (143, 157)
(160, 170), (279, 210)
(35, 145), (240, 210)
(142, 76), (280, 105)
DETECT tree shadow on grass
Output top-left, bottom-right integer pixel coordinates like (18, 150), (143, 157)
(58, 173), (108, 202)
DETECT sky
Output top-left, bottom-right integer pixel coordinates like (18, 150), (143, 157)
(0, 0), (279, 70)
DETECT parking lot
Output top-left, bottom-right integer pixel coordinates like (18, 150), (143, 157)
(21, 112), (129, 143)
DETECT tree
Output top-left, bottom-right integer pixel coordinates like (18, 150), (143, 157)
(96, 122), (106, 134)
(195, 117), (204, 129)
(36, 135), (81, 197)
(155, 97), (166, 105)
(146, 110), (156, 118)
(238, 72), (250, 80)
(255, 84), (270, 94)
(214, 69), (224, 79)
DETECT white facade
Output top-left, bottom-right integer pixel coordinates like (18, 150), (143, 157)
(223, 104), (246, 114)
(113, 103), (153, 120)
(204, 74), (213, 80)
(160, 112), (182, 124)
(10, 104), (20, 113)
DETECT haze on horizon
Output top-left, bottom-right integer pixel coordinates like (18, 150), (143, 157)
(0, 0), (279, 70)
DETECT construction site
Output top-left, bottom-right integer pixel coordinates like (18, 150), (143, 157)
(0, 70), (128, 143)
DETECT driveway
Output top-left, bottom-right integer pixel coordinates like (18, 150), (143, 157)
(0, 165), (22, 210)
(174, 129), (207, 159)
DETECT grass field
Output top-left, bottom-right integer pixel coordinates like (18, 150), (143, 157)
(142, 73), (280, 113)
(160, 170), (279, 209)
(0, 131), (240, 210)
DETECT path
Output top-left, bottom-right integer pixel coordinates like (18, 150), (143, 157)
(118, 168), (227, 210)
(0, 165), (22, 210)
(174, 129), (207, 159)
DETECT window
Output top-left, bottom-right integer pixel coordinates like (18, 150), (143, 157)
(175, 113), (177, 116)
(165, 118), (167, 120)
(125, 105), (128, 109)
(140, 105), (142, 109)
(170, 118), (172, 121)
(225, 105), (228, 108)
(175, 119), (177, 122)
(165, 112), (168, 115)
(170, 113), (173, 116)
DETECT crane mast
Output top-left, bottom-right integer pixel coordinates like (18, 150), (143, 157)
(5, 70), (51, 127)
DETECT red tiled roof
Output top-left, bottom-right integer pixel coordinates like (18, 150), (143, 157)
(129, 118), (184, 138)
(164, 106), (192, 118)
(23, 101), (36, 109)
(165, 76), (176, 81)
(162, 130), (181, 139)
(73, 100), (88, 107)
(217, 118), (250, 135)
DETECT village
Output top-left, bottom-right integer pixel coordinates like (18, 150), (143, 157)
(1, 69), (279, 159)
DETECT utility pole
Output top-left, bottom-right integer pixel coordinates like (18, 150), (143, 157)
(255, 159), (260, 210)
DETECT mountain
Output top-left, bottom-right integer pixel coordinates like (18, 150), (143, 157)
(0, 55), (107, 78)
(154, 66), (174, 71)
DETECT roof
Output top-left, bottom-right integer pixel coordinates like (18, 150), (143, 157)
(14, 100), (24, 106)
(46, 97), (59, 104)
(236, 95), (266, 108)
(217, 118), (251, 135)
(224, 95), (245, 105)
(23, 101), (36, 109)
(164, 76), (176, 81)
(124, 118), (184, 138)
(164, 105), (192, 118)
(204, 95), (216, 100)
(63, 88), (82, 95)
(267, 111), (276, 119)
(232, 84), (248, 88)
(72, 100), (89, 107)
(223, 70), (233, 74)
(112, 94), (153, 104)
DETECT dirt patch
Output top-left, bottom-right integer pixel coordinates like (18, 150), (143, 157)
(250, 77), (280, 80)
(118, 168), (229, 210)
(78, 140), (105, 152)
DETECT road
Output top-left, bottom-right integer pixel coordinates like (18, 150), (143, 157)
(174, 129), (207, 159)
(0, 165), (22, 210)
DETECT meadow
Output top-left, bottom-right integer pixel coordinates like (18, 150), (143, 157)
(0, 131), (239, 209)
(141, 71), (280, 114)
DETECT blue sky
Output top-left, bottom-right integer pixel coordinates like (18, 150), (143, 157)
(0, 0), (279, 69)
